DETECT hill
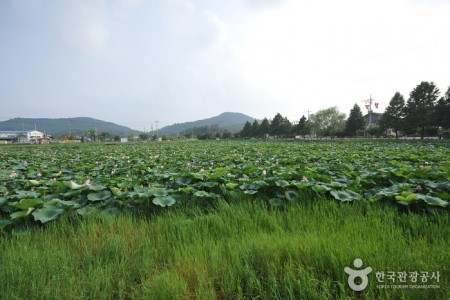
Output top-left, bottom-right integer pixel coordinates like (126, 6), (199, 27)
(158, 112), (256, 135)
(0, 117), (140, 136)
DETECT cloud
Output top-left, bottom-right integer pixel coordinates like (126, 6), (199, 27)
(188, 9), (231, 55)
(229, 0), (450, 119)
(61, 0), (142, 56)
(243, 0), (288, 10)
(112, 0), (141, 17)
(61, 2), (111, 56)
(157, 1), (230, 55)
(160, 0), (195, 16)
(2, 0), (449, 127)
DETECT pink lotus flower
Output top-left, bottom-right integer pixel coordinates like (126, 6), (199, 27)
(37, 172), (42, 177)
(301, 176), (309, 182)
(416, 185), (422, 191)
(85, 179), (93, 186)
(9, 171), (18, 178)
(262, 170), (267, 176)
(419, 165), (424, 170)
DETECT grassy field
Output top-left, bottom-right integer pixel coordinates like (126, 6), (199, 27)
(1, 194), (448, 299)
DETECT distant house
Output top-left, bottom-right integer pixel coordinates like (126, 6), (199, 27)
(37, 137), (52, 145)
(364, 112), (383, 127)
(0, 130), (44, 143)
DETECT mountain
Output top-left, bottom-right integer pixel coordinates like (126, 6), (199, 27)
(158, 112), (256, 135)
(0, 117), (141, 136)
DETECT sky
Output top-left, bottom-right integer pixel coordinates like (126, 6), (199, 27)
(1, 0), (450, 130)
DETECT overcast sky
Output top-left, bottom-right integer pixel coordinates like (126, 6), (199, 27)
(1, 0), (449, 130)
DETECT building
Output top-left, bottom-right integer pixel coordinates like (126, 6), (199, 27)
(0, 130), (45, 143)
(37, 137), (52, 145)
(364, 112), (383, 127)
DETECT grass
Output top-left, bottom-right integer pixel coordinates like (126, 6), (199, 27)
(0, 195), (448, 299)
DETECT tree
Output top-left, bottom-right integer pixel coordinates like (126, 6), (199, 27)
(379, 92), (405, 139)
(345, 104), (366, 137)
(309, 107), (346, 138)
(282, 116), (293, 137)
(98, 132), (113, 142)
(222, 131), (232, 139)
(434, 86), (450, 130)
(270, 113), (292, 137)
(366, 125), (383, 138)
(139, 133), (150, 141)
(240, 121), (252, 138)
(295, 115), (311, 138)
(86, 128), (96, 141)
(404, 81), (440, 139)
(259, 118), (270, 138)
(251, 120), (260, 138)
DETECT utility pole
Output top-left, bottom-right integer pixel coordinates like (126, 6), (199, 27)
(361, 94), (380, 138)
(155, 120), (159, 139)
(307, 109), (312, 119)
(362, 94), (378, 127)
(67, 118), (73, 138)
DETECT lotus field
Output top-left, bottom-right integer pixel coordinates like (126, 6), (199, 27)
(0, 140), (449, 229)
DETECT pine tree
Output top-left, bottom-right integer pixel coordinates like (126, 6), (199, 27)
(296, 115), (311, 138)
(404, 81), (440, 139)
(240, 121), (252, 138)
(270, 113), (291, 137)
(270, 113), (284, 137)
(345, 104), (366, 138)
(251, 120), (260, 138)
(259, 118), (270, 138)
(379, 92), (405, 139)
(434, 86), (450, 130)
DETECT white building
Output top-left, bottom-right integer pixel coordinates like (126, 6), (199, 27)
(0, 130), (44, 143)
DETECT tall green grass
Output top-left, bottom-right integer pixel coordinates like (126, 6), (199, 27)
(1, 196), (448, 299)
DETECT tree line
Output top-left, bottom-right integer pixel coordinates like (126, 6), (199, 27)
(379, 82), (450, 139)
(240, 81), (450, 139)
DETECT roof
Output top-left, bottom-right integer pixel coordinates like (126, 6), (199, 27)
(0, 130), (43, 134)
(0, 130), (33, 134)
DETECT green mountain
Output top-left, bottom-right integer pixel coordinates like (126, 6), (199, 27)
(0, 117), (140, 136)
(158, 112), (256, 135)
